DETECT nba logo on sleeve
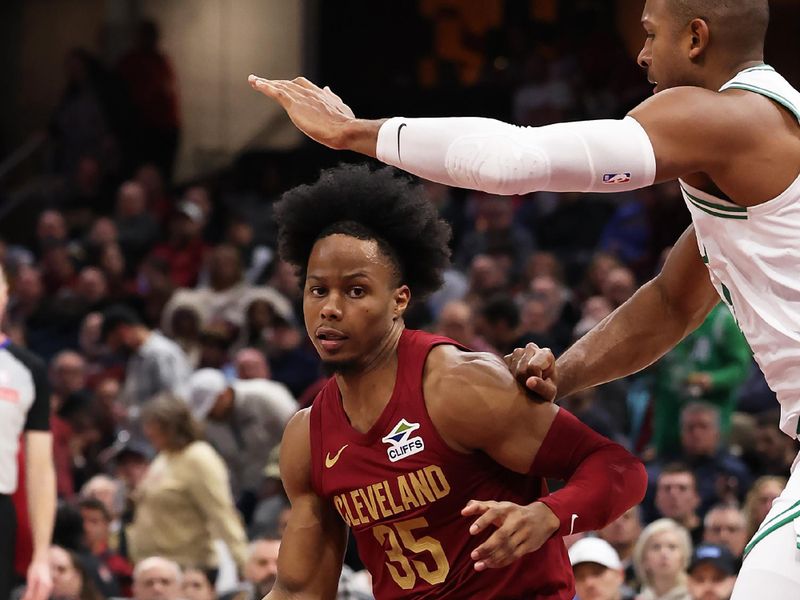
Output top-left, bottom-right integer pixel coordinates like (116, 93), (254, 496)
(382, 418), (425, 462)
(603, 173), (631, 184)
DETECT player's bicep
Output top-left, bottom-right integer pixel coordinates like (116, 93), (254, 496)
(629, 87), (750, 183)
(272, 410), (347, 599)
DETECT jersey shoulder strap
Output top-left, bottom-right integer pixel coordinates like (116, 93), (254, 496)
(721, 64), (800, 123)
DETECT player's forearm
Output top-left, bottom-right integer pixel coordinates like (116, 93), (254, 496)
(373, 116), (655, 195)
(556, 280), (698, 399)
(531, 409), (646, 536)
(25, 435), (56, 561)
(341, 119), (385, 158)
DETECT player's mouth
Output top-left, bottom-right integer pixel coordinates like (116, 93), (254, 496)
(316, 327), (349, 352)
(648, 77), (659, 94)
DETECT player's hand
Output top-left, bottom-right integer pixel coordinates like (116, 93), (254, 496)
(248, 75), (358, 151)
(504, 343), (558, 402)
(462, 500), (560, 571)
(22, 556), (52, 600)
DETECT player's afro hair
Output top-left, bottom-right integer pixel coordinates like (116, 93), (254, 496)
(274, 164), (452, 302)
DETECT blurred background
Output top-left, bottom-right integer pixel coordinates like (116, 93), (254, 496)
(2, 1), (800, 599)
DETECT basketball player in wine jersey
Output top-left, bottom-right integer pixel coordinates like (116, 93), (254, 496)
(264, 165), (646, 600)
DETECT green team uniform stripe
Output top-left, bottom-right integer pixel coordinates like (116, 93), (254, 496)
(743, 505), (800, 558)
(680, 186), (749, 220)
(685, 196), (749, 220)
(724, 83), (800, 121)
(739, 65), (776, 74)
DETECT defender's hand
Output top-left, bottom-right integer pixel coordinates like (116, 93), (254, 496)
(248, 75), (365, 152)
(462, 500), (560, 571)
(504, 343), (558, 402)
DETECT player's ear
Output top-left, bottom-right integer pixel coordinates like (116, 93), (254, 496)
(688, 18), (710, 60)
(393, 285), (411, 319)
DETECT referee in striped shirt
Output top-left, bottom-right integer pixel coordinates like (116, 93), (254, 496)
(0, 265), (55, 600)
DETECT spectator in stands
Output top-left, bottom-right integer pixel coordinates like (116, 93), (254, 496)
(128, 395), (247, 572)
(47, 545), (104, 600)
(163, 245), (293, 333)
(743, 476), (787, 539)
(477, 295), (522, 355)
(100, 304), (190, 412)
(435, 300), (496, 353)
(599, 506), (643, 590)
(187, 368), (297, 505)
(686, 544), (737, 600)
(132, 557), (182, 600)
(455, 193), (534, 277)
(79, 498), (133, 595)
(652, 304), (751, 458)
(242, 538), (280, 599)
(569, 537), (634, 600)
(678, 404), (752, 513)
(633, 519), (692, 600)
(118, 20), (181, 180)
(149, 202), (209, 288)
(114, 181), (159, 268)
(654, 465), (703, 546)
(234, 348), (269, 380)
(600, 266), (637, 309)
(49, 351), (88, 405)
(750, 411), (797, 476)
(702, 504), (748, 560)
(180, 568), (216, 600)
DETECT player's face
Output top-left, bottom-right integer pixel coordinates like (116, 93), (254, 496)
(639, 0), (696, 93)
(687, 564), (736, 600)
(304, 234), (410, 372)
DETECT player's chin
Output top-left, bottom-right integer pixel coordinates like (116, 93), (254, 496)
(321, 358), (359, 376)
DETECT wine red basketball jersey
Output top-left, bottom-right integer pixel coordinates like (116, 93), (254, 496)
(309, 329), (574, 599)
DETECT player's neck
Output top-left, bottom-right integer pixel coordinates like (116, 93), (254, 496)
(336, 322), (404, 432)
(705, 58), (765, 91)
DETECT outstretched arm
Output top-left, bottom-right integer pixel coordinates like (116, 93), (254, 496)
(266, 410), (347, 600)
(506, 225), (719, 402)
(249, 76), (755, 196)
(424, 347), (646, 571)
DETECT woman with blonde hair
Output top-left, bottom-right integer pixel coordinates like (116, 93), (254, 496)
(744, 476), (787, 539)
(127, 393), (248, 573)
(632, 518), (692, 600)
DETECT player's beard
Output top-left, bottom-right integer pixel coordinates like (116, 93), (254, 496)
(321, 359), (360, 376)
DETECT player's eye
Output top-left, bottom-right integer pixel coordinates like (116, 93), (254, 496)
(348, 286), (366, 298)
(309, 286), (327, 297)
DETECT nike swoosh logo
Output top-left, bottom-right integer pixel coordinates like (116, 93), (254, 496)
(569, 514), (579, 535)
(325, 444), (348, 468)
(397, 123), (407, 164)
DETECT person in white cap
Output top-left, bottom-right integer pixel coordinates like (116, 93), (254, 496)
(569, 537), (634, 600)
(187, 368), (298, 505)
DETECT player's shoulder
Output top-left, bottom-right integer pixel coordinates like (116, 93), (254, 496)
(425, 344), (516, 389)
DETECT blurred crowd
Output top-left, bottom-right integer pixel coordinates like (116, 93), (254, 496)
(2, 4), (797, 600)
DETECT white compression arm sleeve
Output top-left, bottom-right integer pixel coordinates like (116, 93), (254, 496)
(375, 116), (657, 195)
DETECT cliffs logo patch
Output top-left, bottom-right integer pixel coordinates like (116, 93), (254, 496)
(382, 418), (425, 463)
(603, 172), (631, 184)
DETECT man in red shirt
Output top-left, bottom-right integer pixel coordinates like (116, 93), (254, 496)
(264, 165), (646, 599)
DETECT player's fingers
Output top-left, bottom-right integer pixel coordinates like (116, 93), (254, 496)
(462, 500), (495, 517)
(292, 76), (322, 91)
(468, 506), (505, 535)
(527, 347), (554, 372)
(526, 376), (557, 401)
(323, 85), (345, 103)
(471, 527), (519, 569)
